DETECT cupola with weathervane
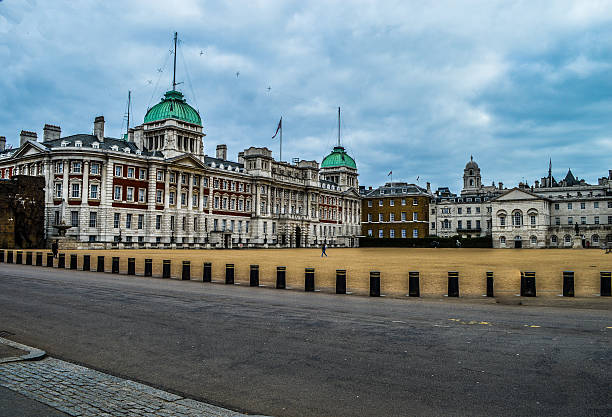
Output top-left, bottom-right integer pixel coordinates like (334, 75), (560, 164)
(133, 32), (205, 160)
(319, 107), (358, 191)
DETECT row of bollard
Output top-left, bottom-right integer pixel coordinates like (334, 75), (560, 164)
(1, 249), (612, 297)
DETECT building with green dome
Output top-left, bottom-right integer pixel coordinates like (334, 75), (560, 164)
(320, 145), (358, 191)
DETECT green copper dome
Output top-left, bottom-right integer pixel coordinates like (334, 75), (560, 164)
(321, 146), (356, 169)
(144, 90), (202, 126)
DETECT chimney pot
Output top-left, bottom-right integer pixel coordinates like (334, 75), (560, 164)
(20, 130), (37, 147)
(498, 182), (503, 190)
(43, 124), (61, 142)
(0, 136), (5, 152)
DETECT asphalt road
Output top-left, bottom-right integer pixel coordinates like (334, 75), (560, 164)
(0, 264), (610, 417)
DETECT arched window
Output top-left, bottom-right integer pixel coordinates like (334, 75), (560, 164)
(500, 236), (506, 245)
(551, 235), (558, 244)
(469, 170), (473, 175)
(530, 236), (537, 245)
(592, 234), (599, 243)
(564, 235), (572, 244)
(470, 179), (474, 186)
(499, 215), (506, 226)
(513, 212), (522, 226)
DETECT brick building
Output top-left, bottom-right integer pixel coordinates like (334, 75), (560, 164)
(361, 182), (431, 239)
(0, 175), (45, 249)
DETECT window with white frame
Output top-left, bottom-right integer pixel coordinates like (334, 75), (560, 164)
(530, 236), (537, 245)
(368, 200), (372, 207)
(90, 163), (99, 175)
(126, 214), (132, 229)
(169, 192), (175, 205)
(156, 215), (161, 230)
(54, 183), (62, 199)
(138, 188), (146, 203)
(157, 170), (164, 181)
(390, 229), (395, 238)
(126, 187), (134, 202)
(89, 212), (97, 228)
(113, 213), (120, 228)
(138, 214), (144, 229)
(413, 212), (418, 221)
(401, 212), (406, 221)
(513, 212), (521, 226)
(378, 229), (383, 238)
(500, 236), (506, 245)
(378, 213), (383, 222)
(413, 229), (418, 238)
(156, 190), (163, 204)
(368, 229), (373, 236)
(114, 165), (122, 177)
(413, 198), (418, 206)
(71, 183), (80, 198)
(379, 200), (383, 206)
(390, 199), (394, 206)
(90, 184), (98, 199)
(71, 211), (79, 227)
(72, 161), (82, 173)
(401, 229), (406, 238)
(530, 215), (536, 225)
(127, 167), (135, 178)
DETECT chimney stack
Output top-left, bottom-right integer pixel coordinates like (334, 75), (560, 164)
(20, 130), (37, 147)
(426, 182), (431, 193)
(237, 151), (245, 165)
(498, 182), (503, 190)
(216, 144), (227, 160)
(0, 136), (5, 152)
(43, 124), (61, 142)
(93, 116), (105, 142)
(609, 170), (612, 180)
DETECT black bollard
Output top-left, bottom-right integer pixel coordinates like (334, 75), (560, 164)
(601, 271), (611, 297)
(128, 258), (136, 275)
(562, 271), (574, 297)
(16, 251), (23, 264)
(521, 271), (536, 297)
(58, 253), (65, 269)
(202, 262), (211, 282)
(46, 253), (54, 267)
(225, 264), (234, 284)
(70, 254), (77, 270)
(276, 266), (286, 289)
(144, 259), (152, 277)
(162, 260), (171, 278)
(111, 257), (119, 274)
(336, 269), (347, 294)
(250, 265), (259, 287)
(6, 251), (13, 264)
(83, 255), (90, 271)
(448, 271), (459, 297)
(97, 256), (105, 272)
(182, 261), (190, 280)
(35, 252), (43, 267)
(304, 267), (315, 292)
(25, 252), (33, 265)
(0, 250), (4, 263)
(370, 271), (381, 297)
(486, 271), (494, 297)
(408, 271), (420, 297)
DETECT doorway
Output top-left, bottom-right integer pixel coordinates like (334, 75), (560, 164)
(295, 227), (302, 248)
(514, 236), (522, 249)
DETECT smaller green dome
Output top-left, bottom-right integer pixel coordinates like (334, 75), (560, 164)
(144, 90), (202, 126)
(321, 146), (356, 169)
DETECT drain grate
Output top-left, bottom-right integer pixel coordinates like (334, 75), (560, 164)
(0, 331), (15, 338)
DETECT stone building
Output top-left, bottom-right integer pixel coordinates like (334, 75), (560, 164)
(361, 182), (431, 239)
(0, 89), (361, 249)
(430, 157), (506, 238)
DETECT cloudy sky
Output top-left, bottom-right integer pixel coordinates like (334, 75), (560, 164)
(1, 0), (612, 191)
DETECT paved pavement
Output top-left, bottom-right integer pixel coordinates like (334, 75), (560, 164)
(0, 263), (611, 417)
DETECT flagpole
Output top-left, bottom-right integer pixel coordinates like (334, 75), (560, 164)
(280, 118), (282, 162)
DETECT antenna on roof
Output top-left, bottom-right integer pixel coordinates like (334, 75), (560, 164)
(126, 90), (131, 135)
(173, 32), (178, 91)
(337, 106), (341, 147)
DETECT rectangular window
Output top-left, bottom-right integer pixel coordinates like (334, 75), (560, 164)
(139, 169), (147, 180)
(169, 192), (175, 205)
(368, 200), (372, 207)
(413, 229), (418, 238)
(156, 190), (163, 204)
(431, 222), (435, 229)
(114, 165), (122, 177)
(90, 184), (98, 199)
(595, 216), (599, 224)
(401, 212), (406, 221)
(138, 214), (144, 229)
(71, 183), (80, 198)
(72, 161), (82, 173)
(568, 203), (572, 209)
(608, 202), (612, 209)
(608, 216), (612, 224)
(170, 172), (176, 183)
(594, 202), (599, 209)
(500, 217), (505, 226)
(568, 217), (573, 225)
(214, 197), (219, 209)
(390, 213), (395, 221)
(413, 212), (418, 221)
(401, 229), (406, 238)
(194, 217), (199, 231)
(114, 186), (121, 200)
(555, 217), (560, 225)
(412, 198), (418, 206)
(476, 207), (480, 214)
(458, 207), (462, 214)
(126, 187), (134, 202)
(390, 199), (394, 206)
(89, 212), (97, 228)
(170, 216), (175, 231)
(182, 217), (186, 231)
(379, 200), (383, 206)
(368, 229), (373, 236)
(554, 203), (559, 210)
(378, 213), (383, 222)
(193, 194), (198, 207)
(156, 215), (161, 230)
(378, 229), (383, 238)
(230, 220), (235, 231)
(181, 174), (186, 185)
(390, 229), (395, 238)
(54, 183), (62, 198)
(223, 198), (228, 209)
(71, 211), (79, 227)
(476, 220), (481, 229)
(467, 207), (472, 214)
(246, 221), (250, 233)
(138, 188), (146, 203)
(126, 214), (132, 229)
(181, 193), (186, 206)
(580, 202), (585, 209)
(127, 167), (135, 178)
(467, 220), (472, 229)
(114, 213), (120, 228)
(157, 170), (164, 181)
(55, 162), (64, 174)
(203, 196), (208, 208)
(581, 216), (586, 225)
(458, 220), (462, 229)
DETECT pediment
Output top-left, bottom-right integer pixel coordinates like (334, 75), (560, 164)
(493, 188), (544, 202)
(165, 153), (206, 169)
(12, 141), (48, 159)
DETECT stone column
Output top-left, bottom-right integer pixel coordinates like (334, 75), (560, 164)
(199, 175), (204, 211)
(82, 161), (89, 204)
(177, 171), (182, 210)
(188, 173), (193, 211)
(147, 165), (157, 246)
(62, 159), (69, 221)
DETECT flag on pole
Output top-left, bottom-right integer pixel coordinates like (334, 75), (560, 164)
(416, 176), (419, 181)
(272, 117), (282, 139)
(388, 171), (392, 176)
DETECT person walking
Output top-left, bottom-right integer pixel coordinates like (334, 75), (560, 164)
(51, 239), (59, 258)
(321, 242), (328, 257)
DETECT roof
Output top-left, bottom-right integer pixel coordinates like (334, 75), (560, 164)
(364, 182), (429, 197)
(465, 155), (478, 170)
(41, 134), (158, 156)
(321, 146), (356, 169)
(563, 169), (580, 186)
(144, 90), (202, 126)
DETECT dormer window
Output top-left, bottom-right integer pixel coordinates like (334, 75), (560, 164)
(123, 147), (131, 153)
(111, 145), (119, 151)
(61, 141), (69, 147)
(75, 141), (82, 147)
(92, 142), (99, 149)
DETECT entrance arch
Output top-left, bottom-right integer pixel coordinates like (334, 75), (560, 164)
(514, 236), (522, 249)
